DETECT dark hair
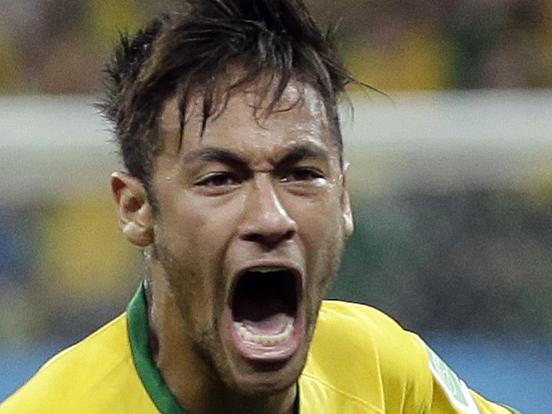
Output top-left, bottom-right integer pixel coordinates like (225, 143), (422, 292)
(99, 0), (358, 191)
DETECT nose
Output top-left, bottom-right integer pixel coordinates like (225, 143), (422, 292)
(238, 174), (298, 248)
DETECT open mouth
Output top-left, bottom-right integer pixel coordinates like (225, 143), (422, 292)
(228, 267), (302, 361)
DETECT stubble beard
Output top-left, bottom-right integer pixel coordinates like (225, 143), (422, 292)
(152, 239), (234, 385)
(304, 233), (346, 346)
(152, 229), (346, 397)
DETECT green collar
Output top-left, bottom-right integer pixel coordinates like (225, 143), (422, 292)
(126, 284), (300, 414)
(127, 284), (188, 414)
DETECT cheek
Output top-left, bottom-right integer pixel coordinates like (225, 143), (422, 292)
(154, 191), (247, 313)
(289, 194), (345, 269)
(292, 193), (344, 238)
(157, 190), (243, 252)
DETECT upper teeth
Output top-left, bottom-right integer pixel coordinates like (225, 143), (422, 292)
(248, 267), (287, 273)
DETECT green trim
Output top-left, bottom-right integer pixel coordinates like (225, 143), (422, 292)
(127, 283), (301, 413)
(127, 284), (188, 414)
(499, 404), (523, 414)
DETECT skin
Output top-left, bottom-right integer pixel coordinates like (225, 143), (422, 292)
(111, 79), (353, 414)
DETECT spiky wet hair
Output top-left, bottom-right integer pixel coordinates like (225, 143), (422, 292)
(99, 0), (356, 190)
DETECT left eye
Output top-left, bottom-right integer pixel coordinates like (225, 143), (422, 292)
(281, 168), (326, 184)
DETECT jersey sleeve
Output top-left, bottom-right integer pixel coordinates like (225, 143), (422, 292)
(312, 301), (522, 414)
(416, 337), (522, 414)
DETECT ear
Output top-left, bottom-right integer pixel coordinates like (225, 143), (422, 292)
(111, 172), (154, 247)
(341, 162), (354, 237)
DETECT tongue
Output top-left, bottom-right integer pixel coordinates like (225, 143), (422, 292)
(242, 313), (291, 335)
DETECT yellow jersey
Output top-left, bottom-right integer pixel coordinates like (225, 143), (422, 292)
(0, 285), (519, 413)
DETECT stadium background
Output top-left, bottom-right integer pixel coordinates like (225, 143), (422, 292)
(0, 1), (551, 412)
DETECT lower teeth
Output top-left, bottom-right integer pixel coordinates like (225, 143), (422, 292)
(235, 319), (293, 346)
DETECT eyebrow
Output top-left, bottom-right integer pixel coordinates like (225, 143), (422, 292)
(182, 147), (248, 167)
(277, 143), (328, 166)
(181, 142), (329, 167)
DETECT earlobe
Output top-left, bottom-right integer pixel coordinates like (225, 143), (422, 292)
(111, 172), (154, 247)
(341, 163), (354, 237)
(342, 189), (354, 237)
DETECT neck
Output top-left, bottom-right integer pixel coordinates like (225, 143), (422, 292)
(145, 268), (297, 414)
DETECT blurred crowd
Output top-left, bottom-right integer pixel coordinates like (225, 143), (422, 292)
(0, 0), (551, 94)
(337, 189), (552, 339)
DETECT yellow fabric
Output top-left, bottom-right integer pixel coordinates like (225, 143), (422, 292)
(0, 301), (513, 414)
(301, 302), (513, 414)
(0, 315), (158, 413)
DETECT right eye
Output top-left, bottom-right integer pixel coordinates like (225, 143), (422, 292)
(194, 172), (241, 187)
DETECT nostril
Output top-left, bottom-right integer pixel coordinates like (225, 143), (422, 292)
(241, 228), (295, 246)
(242, 233), (263, 244)
(282, 229), (295, 241)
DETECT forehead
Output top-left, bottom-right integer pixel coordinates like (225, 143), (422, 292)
(157, 81), (338, 159)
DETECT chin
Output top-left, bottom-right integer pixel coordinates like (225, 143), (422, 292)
(226, 358), (305, 397)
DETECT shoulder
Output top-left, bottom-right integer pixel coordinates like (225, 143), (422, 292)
(313, 300), (429, 370)
(301, 300), (433, 413)
(304, 301), (517, 414)
(0, 314), (151, 414)
(316, 300), (411, 337)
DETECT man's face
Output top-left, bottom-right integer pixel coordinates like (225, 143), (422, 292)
(149, 81), (353, 395)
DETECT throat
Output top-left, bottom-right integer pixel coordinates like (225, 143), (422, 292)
(231, 270), (298, 325)
(199, 384), (299, 414)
